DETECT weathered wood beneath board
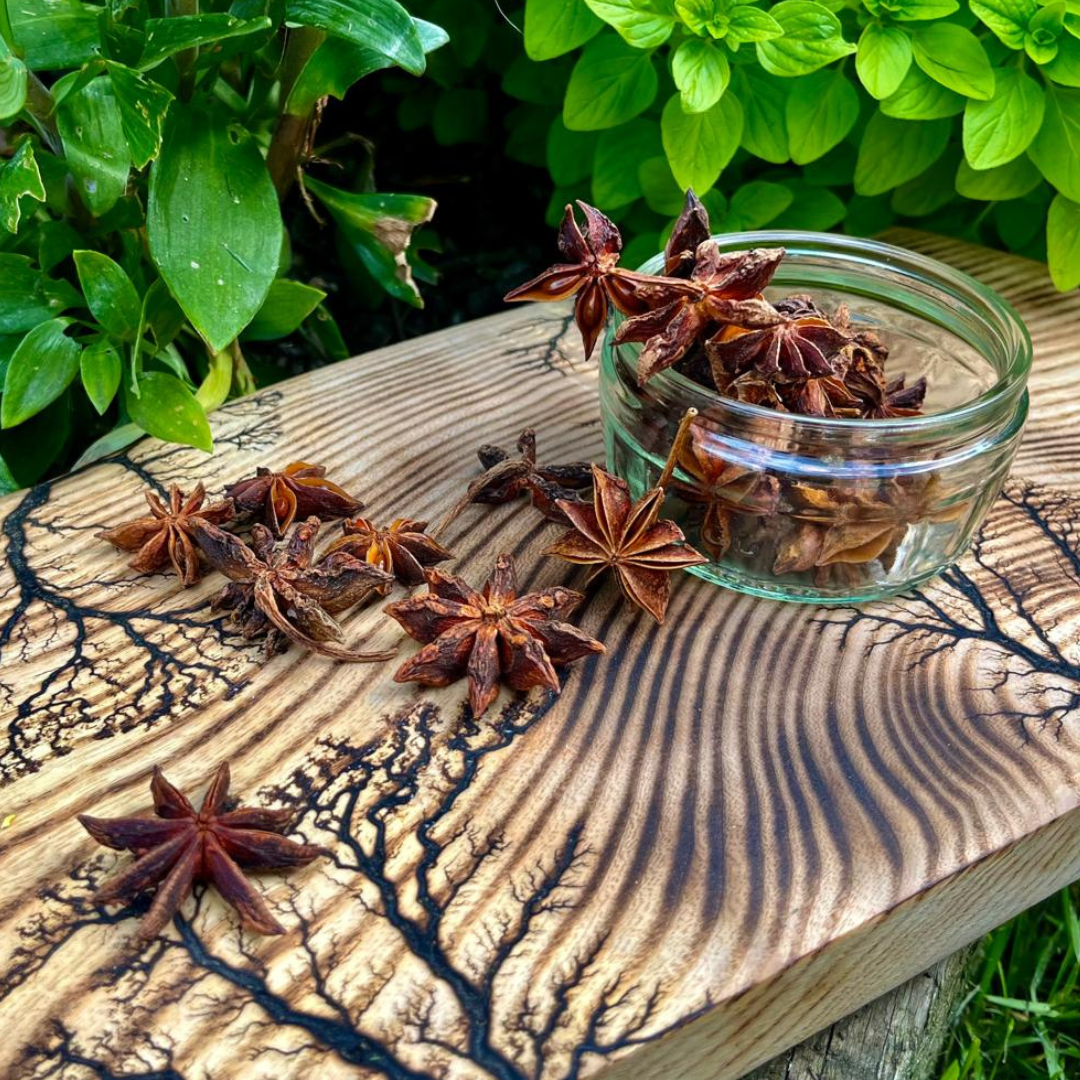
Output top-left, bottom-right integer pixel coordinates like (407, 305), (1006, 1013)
(1, 232), (1079, 1080)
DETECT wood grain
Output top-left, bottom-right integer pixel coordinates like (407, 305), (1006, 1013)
(1, 232), (1079, 1080)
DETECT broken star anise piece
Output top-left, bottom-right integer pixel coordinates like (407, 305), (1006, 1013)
(79, 762), (324, 938)
(504, 201), (679, 359)
(226, 462), (363, 535)
(193, 516), (395, 661)
(385, 552), (605, 717)
(326, 516), (452, 587)
(848, 369), (929, 419)
(706, 314), (850, 382)
(96, 483), (235, 587)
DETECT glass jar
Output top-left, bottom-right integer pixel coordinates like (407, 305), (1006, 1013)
(599, 232), (1032, 604)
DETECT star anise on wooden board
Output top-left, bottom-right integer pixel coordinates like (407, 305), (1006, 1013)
(193, 517), (395, 661)
(504, 201), (680, 358)
(78, 762), (324, 938)
(226, 462), (363, 535)
(96, 483), (235, 586)
(385, 552), (605, 717)
(326, 517), (451, 586)
(544, 412), (708, 623)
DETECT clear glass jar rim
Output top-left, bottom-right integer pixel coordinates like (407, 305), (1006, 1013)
(624, 230), (1033, 438)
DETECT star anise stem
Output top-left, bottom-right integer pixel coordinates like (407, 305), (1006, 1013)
(656, 408), (699, 492)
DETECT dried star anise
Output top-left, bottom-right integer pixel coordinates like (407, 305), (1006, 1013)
(96, 483), (235, 586)
(193, 516), (395, 661)
(847, 368), (928, 419)
(663, 189), (711, 278)
(79, 762), (324, 938)
(385, 552), (605, 717)
(503, 201), (676, 358)
(226, 462), (363, 535)
(544, 412), (708, 623)
(326, 516), (451, 587)
(706, 314), (850, 382)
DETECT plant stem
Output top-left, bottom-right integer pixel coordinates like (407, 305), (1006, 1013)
(657, 408), (698, 491)
(168, 0), (199, 101)
(229, 339), (257, 397)
(23, 71), (60, 152)
(266, 26), (325, 200)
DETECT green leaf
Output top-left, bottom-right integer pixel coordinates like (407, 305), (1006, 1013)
(1047, 192), (1080, 288)
(756, 1), (856, 77)
(661, 89), (743, 191)
(0, 395), (70, 485)
(773, 179), (846, 229)
(673, 38), (730, 113)
(638, 155), (685, 213)
(80, 338), (121, 414)
(56, 77), (130, 217)
(564, 34), (658, 131)
(734, 66), (789, 162)
(1, 319), (80, 428)
(9, 0), (101, 70)
(242, 280), (327, 341)
(196, 347), (232, 411)
(970, 0), (1036, 48)
(881, 63), (965, 118)
(592, 119), (659, 206)
(72, 422), (142, 468)
(963, 68), (1044, 170)
(719, 180), (793, 230)
(148, 104), (281, 352)
(1044, 30), (1080, 85)
(525, 0), (602, 60)
(584, 0), (676, 48)
(912, 24), (995, 101)
(106, 62), (173, 169)
(726, 4), (785, 45)
(0, 38), (28, 121)
(786, 68), (860, 165)
(73, 250), (141, 339)
(956, 155), (1043, 199)
(0, 141), (46, 233)
(547, 118), (598, 185)
(886, 0), (959, 18)
(124, 371), (212, 452)
(1029, 86), (1080, 201)
(305, 177), (435, 307)
(0, 254), (80, 333)
(854, 111), (951, 195)
(856, 23), (912, 100)
(285, 0), (426, 74)
(889, 146), (959, 215)
(140, 14), (272, 69)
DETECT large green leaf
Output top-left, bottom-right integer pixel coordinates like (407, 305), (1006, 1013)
(124, 371), (212, 452)
(873, 0), (958, 19)
(584, 0), (676, 48)
(564, 34), (658, 131)
(661, 90), (743, 191)
(147, 104), (281, 351)
(285, 0), (426, 75)
(912, 24), (995, 100)
(592, 119), (660, 207)
(0, 141), (46, 232)
(856, 23), (912, 100)
(0, 37), (28, 121)
(106, 62), (173, 169)
(9, 0), (101, 70)
(1045, 34), (1080, 87)
(734, 66), (789, 163)
(1, 319), (81, 428)
(1048, 191), (1080, 289)
(963, 68), (1044, 170)
(638, 155), (685, 213)
(525, 0), (602, 59)
(970, 0), (1036, 48)
(242, 279), (327, 341)
(889, 146), (959, 216)
(854, 111), (951, 195)
(1029, 86), (1080, 202)
(672, 38), (730, 113)
(139, 14), (272, 69)
(73, 250), (141, 338)
(718, 180), (793, 231)
(80, 337), (121, 413)
(956, 155), (1043, 199)
(786, 68), (860, 165)
(305, 177), (435, 307)
(881, 64), (965, 119)
(0, 254), (80, 333)
(56, 77), (130, 216)
(773, 180), (846, 229)
(756, 1), (856, 77)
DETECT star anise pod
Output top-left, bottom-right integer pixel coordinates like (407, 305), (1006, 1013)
(96, 483), (235, 586)
(781, 374), (862, 418)
(847, 369), (928, 419)
(78, 762), (324, 938)
(706, 314), (850, 382)
(614, 243), (784, 385)
(435, 428), (594, 536)
(385, 552), (605, 717)
(504, 201), (680, 359)
(192, 516), (395, 661)
(326, 516), (451, 587)
(663, 189), (711, 278)
(226, 462), (363, 535)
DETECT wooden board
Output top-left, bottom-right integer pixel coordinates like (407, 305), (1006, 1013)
(1, 231), (1079, 1080)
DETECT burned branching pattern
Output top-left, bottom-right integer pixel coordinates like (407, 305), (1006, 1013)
(0, 394), (284, 784)
(9, 697), (698, 1080)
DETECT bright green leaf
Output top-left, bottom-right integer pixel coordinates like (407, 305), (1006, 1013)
(1028, 85), (1080, 201)
(773, 179), (847, 229)
(756, 1), (857, 77)
(106, 62), (173, 169)
(661, 89), (743, 191)
(584, 0), (676, 48)
(80, 338), (121, 414)
(592, 119), (659, 206)
(726, 3), (784, 44)
(854, 111), (951, 195)
(284, 0), (425, 74)
(887, 0), (959, 18)
(1, 319), (80, 428)
(56, 77), (130, 217)
(525, 0), (602, 60)
(242, 279), (327, 341)
(970, 0), (1035, 48)
(719, 180), (793, 230)
(673, 38), (730, 113)
(124, 371), (212, 453)
(956, 155), (1043, 199)
(73, 250), (141, 339)
(9, 0), (101, 70)
(0, 38), (28, 120)
(0, 142), (46, 233)
(881, 63), (966, 118)
(912, 24), (995, 101)
(638, 155), (685, 213)
(140, 14), (273, 69)
(564, 34), (658, 131)
(734, 66), (789, 162)
(963, 68), (1044, 170)
(148, 103), (281, 351)
(856, 23), (912, 100)
(0, 254), (80, 333)
(787, 68), (860, 164)
(1045, 33), (1080, 85)
(1047, 192), (1080, 288)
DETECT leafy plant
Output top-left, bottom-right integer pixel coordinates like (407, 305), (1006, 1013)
(0, 0), (446, 487)
(390, 0), (1080, 298)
